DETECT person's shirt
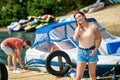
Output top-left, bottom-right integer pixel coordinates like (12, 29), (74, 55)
(79, 22), (97, 48)
(1, 37), (23, 51)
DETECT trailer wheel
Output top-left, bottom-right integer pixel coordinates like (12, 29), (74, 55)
(0, 62), (8, 80)
(46, 50), (71, 76)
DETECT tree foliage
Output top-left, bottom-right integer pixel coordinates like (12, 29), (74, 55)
(0, 0), (96, 27)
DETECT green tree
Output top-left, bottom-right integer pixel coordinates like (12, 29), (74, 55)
(0, 0), (96, 27)
(0, 0), (27, 27)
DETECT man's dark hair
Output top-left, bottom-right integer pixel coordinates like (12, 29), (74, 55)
(25, 40), (31, 46)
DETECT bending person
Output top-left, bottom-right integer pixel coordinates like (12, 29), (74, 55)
(1, 37), (31, 73)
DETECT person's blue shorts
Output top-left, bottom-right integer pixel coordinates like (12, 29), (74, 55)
(77, 48), (99, 63)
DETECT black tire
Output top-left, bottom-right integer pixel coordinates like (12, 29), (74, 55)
(0, 62), (8, 80)
(45, 50), (71, 76)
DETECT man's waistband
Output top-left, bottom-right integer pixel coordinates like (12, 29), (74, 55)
(79, 45), (95, 50)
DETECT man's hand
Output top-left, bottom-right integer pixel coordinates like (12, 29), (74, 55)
(20, 64), (28, 70)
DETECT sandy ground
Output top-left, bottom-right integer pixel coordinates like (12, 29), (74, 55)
(1, 4), (120, 80)
(8, 69), (74, 80)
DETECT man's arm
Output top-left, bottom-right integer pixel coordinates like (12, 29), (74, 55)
(16, 49), (24, 68)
